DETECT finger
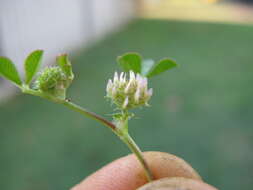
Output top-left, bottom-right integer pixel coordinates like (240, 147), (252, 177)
(138, 177), (218, 190)
(71, 151), (201, 190)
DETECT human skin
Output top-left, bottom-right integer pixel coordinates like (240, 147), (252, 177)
(71, 151), (202, 190)
(137, 177), (218, 190)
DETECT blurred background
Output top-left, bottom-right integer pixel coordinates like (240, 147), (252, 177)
(0, 0), (252, 190)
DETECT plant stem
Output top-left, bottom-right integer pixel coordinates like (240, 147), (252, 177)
(62, 101), (116, 130)
(120, 132), (153, 182)
(23, 87), (153, 182)
(64, 101), (153, 181)
(23, 87), (116, 130)
(63, 101), (153, 182)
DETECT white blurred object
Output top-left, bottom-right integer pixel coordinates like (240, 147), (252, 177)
(0, 0), (136, 100)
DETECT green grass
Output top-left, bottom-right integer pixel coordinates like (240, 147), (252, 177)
(1, 19), (253, 190)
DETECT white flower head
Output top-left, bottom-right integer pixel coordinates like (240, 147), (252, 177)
(106, 70), (153, 109)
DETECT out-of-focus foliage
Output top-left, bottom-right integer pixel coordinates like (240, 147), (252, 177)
(0, 19), (253, 190)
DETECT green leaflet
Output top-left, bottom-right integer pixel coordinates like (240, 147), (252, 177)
(117, 53), (142, 73)
(25, 50), (44, 84)
(146, 58), (177, 78)
(0, 56), (22, 86)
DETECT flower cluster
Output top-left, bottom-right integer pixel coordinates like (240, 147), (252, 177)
(106, 71), (153, 110)
(35, 66), (72, 99)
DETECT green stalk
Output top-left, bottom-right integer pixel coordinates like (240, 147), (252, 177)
(62, 101), (116, 130)
(22, 87), (115, 130)
(63, 101), (153, 182)
(120, 132), (153, 182)
(22, 87), (153, 182)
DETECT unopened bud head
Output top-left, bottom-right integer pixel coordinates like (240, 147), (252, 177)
(35, 66), (72, 99)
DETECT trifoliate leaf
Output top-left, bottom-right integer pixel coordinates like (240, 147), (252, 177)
(24, 50), (44, 84)
(117, 53), (142, 73)
(0, 56), (22, 86)
(146, 58), (177, 78)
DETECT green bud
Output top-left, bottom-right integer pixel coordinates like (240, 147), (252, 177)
(35, 66), (72, 99)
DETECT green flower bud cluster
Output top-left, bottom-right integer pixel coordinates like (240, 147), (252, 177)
(106, 71), (153, 110)
(35, 66), (72, 99)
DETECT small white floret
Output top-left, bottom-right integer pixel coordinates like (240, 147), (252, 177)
(106, 79), (113, 92)
(114, 72), (119, 82)
(129, 71), (135, 82)
(112, 86), (117, 96)
(134, 88), (141, 103)
(147, 88), (153, 97)
(137, 76), (147, 90)
(123, 96), (129, 109)
(120, 72), (125, 82)
(124, 81), (132, 93)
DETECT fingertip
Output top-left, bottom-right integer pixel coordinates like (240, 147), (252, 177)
(72, 153), (146, 190)
(143, 151), (201, 181)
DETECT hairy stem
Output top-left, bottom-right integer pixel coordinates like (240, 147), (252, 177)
(62, 101), (116, 130)
(64, 101), (153, 181)
(120, 132), (153, 182)
(23, 87), (153, 182)
(23, 87), (116, 130)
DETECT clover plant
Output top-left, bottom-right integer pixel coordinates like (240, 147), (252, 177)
(0, 50), (177, 181)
